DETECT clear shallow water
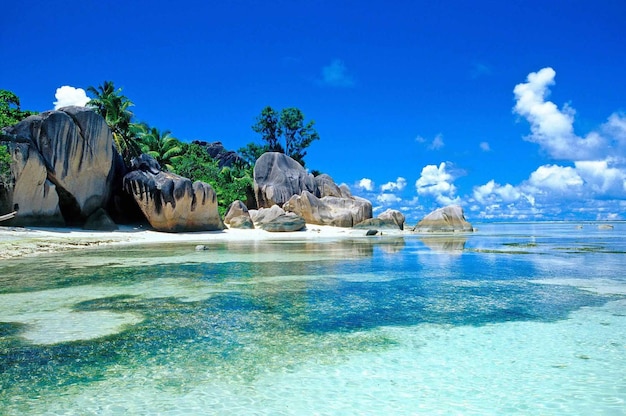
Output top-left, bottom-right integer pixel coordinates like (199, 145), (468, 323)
(0, 223), (625, 415)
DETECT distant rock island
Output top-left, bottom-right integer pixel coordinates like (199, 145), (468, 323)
(1, 107), (473, 233)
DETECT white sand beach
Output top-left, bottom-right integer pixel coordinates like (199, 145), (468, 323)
(0, 224), (401, 260)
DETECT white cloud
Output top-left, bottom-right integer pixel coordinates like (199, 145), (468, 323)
(473, 180), (521, 204)
(415, 162), (459, 205)
(53, 86), (90, 109)
(513, 67), (605, 160)
(357, 178), (374, 192)
(479, 141), (491, 152)
(319, 59), (355, 88)
(377, 193), (402, 204)
(381, 177), (407, 192)
(526, 164), (583, 194)
(416, 134), (444, 150)
(574, 160), (626, 195)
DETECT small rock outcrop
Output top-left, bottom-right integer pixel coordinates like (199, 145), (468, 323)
(224, 200), (254, 229)
(192, 141), (244, 168)
(413, 205), (473, 233)
(353, 218), (401, 231)
(123, 155), (224, 232)
(377, 209), (405, 230)
(253, 152), (316, 208)
(249, 205), (306, 232)
(1, 107), (115, 226)
(284, 190), (372, 227)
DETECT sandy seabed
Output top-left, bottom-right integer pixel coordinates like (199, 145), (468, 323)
(0, 224), (395, 260)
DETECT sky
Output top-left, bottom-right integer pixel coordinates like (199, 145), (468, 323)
(2, 0), (625, 223)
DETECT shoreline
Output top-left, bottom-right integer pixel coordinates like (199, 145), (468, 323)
(0, 224), (406, 260)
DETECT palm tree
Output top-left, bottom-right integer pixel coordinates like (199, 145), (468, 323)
(137, 126), (184, 172)
(87, 81), (141, 165)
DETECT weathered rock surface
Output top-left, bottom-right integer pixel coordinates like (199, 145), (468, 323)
(253, 152), (316, 208)
(228, 215), (255, 229)
(123, 157), (224, 232)
(258, 212), (306, 232)
(413, 205), (473, 232)
(284, 190), (372, 228)
(1, 107), (115, 226)
(353, 217), (401, 230)
(314, 174), (343, 198)
(83, 207), (118, 231)
(377, 209), (406, 230)
(224, 200), (250, 224)
(249, 205), (305, 231)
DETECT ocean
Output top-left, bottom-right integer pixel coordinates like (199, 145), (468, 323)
(0, 223), (624, 415)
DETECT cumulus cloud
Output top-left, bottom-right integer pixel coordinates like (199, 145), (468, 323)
(415, 162), (460, 205)
(574, 160), (626, 196)
(473, 180), (521, 204)
(513, 67), (605, 160)
(356, 178), (374, 191)
(526, 164), (584, 194)
(53, 86), (90, 109)
(319, 59), (355, 88)
(479, 141), (491, 152)
(377, 193), (402, 204)
(381, 177), (407, 192)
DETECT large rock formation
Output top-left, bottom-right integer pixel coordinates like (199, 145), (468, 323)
(253, 152), (372, 227)
(123, 155), (224, 232)
(224, 199), (254, 229)
(0, 107), (115, 226)
(253, 152), (316, 208)
(413, 205), (473, 232)
(283, 190), (372, 227)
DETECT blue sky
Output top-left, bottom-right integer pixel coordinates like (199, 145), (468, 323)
(2, 0), (625, 223)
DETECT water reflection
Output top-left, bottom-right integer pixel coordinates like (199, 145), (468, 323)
(420, 236), (467, 254)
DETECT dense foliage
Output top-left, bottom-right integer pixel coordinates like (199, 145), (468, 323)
(171, 143), (253, 216)
(134, 124), (184, 172)
(246, 105), (319, 166)
(0, 89), (36, 129)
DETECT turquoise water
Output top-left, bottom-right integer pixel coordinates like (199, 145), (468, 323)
(0, 223), (625, 415)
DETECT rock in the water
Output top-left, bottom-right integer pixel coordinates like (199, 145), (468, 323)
(283, 190), (372, 227)
(1, 107), (115, 226)
(224, 200), (250, 225)
(258, 212), (306, 232)
(377, 209), (406, 230)
(413, 205), (473, 232)
(253, 152), (316, 208)
(123, 168), (224, 232)
(195, 245), (209, 251)
(83, 207), (118, 231)
(365, 229), (379, 236)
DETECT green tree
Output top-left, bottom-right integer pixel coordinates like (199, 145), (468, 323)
(249, 105), (319, 166)
(0, 90), (36, 129)
(87, 81), (141, 165)
(172, 143), (253, 216)
(279, 107), (319, 166)
(251, 106), (283, 153)
(136, 125), (184, 172)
